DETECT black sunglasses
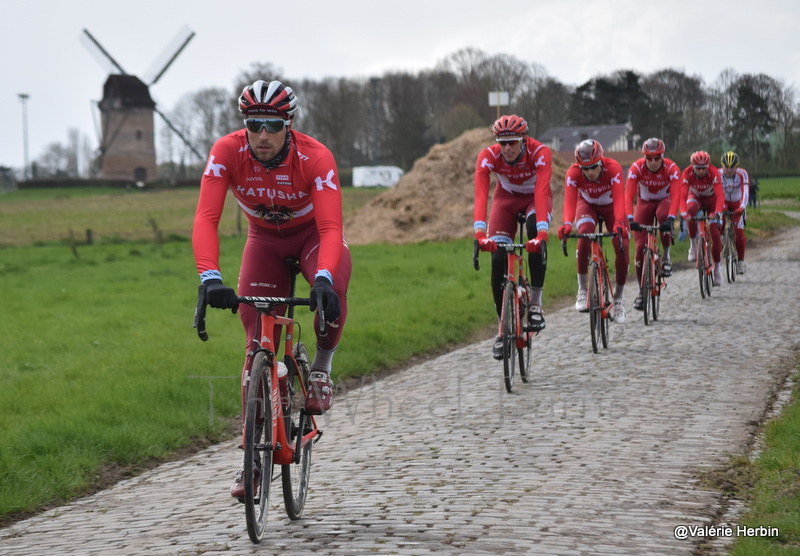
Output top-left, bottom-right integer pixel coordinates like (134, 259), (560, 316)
(244, 118), (290, 133)
(580, 162), (601, 170)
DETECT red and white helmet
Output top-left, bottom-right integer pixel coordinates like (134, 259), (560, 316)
(238, 80), (298, 119)
(690, 151), (710, 167)
(492, 115), (528, 140)
(575, 139), (603, 167)
(642, 137), (665, 156)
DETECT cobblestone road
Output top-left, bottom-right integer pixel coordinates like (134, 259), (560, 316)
(2, 226), (799, 556)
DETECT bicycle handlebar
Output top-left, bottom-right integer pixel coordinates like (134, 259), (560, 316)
(560, 231), (621, 257)
(193, 284), (313, 342)
(473, 239), (547, 270)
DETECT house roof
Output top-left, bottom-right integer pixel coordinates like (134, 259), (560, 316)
(539, 124), (630, 151)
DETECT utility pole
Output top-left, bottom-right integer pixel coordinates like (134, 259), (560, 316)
(18, 93), (30, 180)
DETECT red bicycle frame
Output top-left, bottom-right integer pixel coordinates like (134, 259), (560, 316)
(246, 301), (318, 465)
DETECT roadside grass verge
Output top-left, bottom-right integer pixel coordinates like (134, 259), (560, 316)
(0, 233), (579, 520)
(708, 361), (800, 555)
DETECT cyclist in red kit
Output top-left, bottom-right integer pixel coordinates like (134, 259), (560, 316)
(558, 139), (630, 323)
(625, 138), (681, 311)
(474, 115), (553, 359)
(192, 80), (352, 498)
(679, 151), (724, 285)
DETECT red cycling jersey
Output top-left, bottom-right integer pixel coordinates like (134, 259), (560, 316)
(193, 129), (344, 282)
(562, 157), (626, 226)
(473, 137), (553, 235)
(679, 164), (724, 216)
(624, 157), (682, 219)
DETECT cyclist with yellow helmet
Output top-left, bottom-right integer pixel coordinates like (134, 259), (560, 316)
(718, 151), (749, 274)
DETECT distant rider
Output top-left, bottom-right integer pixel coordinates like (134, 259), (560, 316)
(474, 115), (553, 359)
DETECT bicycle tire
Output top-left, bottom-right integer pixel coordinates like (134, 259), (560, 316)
(703, 241), (712, 297)
(652, 258), (661, 321)
(589, 263), (601, 354)
(726, 229), (737, 283)
(642, 253), (652, 326)
(244, 351), (274, 543)
(282, 344), (313, 520)
(600, 267), (611, 349)
(501, 281), (516, 392)
(697, 240), (707, 299)
(518, 278), (532, 383)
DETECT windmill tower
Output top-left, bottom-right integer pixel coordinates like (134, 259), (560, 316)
(81, 27), (202, 183)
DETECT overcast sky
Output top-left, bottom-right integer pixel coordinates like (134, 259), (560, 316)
(2, 0), (798, 171)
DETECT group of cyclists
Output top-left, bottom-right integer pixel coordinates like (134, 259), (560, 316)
(191, 77), (751, 495)
(474, 114), (751, 359)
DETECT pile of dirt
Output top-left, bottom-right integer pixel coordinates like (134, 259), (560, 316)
(344, 127), (570, 245)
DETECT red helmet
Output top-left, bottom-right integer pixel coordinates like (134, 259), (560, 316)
(493, 115), (528, 139)
(238, 80), (298, 118)
(690, 151), (710, 167)
(642, 137), (665, 156)
(575, 139), (603, 167)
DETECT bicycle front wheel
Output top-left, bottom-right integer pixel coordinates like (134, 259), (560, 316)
(697, 241), (707, 299)
(244, 351), (274, 543)
(589, 263), (601, 353)
(501, 281), (516, 392)
(703, 242), (712, 297)
(282, 344), (313, 520)
(652, 258), (662, 321)
(725, 230), (737, 283)
(642, 253), (652, 326)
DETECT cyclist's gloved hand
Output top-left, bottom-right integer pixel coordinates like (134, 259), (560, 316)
(477, 238), (497, 252)
(204, 279), (238, 314)
(557, 222), (573, 240)
(525, 230), (548, 254)
(613, 221), (628, 239)
(734, 209), (743, 217)
(628, 217), (642, 232)
(660, 216), (675, 233)
(310, 276), (340, 322)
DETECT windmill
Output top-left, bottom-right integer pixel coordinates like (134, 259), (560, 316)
(81, 26), (202, 183)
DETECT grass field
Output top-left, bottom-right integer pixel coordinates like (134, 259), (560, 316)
(1, 179), (799, 552)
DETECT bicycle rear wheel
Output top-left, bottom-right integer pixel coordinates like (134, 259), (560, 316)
(589, 264), (601, 353)
(282, 343), (313, 520)
(244, 351), (274, 543)
(518, 279), (532, 383)
(501, 281), (517, 392)
(642, 253), (652, 326)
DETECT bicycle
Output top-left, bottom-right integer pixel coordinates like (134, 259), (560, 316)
(561, 224), (619, 353)
(193, 259), (323, 543)
(688, 214), (713, 298)
(636, 223), (669, 325)
(473, 213), (541, 392)
(721, 210), (739, 283)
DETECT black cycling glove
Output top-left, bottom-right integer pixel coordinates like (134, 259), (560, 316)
(309, 276), (340, 322)
(204, 279), (238, 314)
